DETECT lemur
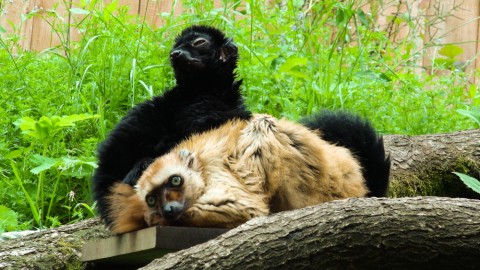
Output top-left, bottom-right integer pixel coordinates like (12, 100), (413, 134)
(92, 25), (251, 230)
(108, 113), (389, 233)
(97, 26), (390, 234)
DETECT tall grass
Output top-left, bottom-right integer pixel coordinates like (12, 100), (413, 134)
(0, 0), (478, 231)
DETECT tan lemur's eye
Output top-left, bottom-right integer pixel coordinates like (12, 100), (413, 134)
(169, 175), (183, 187)
(192, 38), (207, 47)
(146, 195), (156, 207)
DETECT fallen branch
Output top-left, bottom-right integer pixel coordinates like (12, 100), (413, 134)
(141, 197), (480, 270)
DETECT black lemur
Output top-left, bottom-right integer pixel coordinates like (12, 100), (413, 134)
(92, 25), (252, 228)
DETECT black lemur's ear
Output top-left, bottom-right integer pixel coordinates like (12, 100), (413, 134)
(219, 38), (238, 63)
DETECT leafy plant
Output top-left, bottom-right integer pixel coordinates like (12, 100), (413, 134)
(456, 107), (480, 127)
(435, 44), (464, 70)
(453, 173), (480, 194)
(0, 205), (18, 233)
(7, 114), (98, 228)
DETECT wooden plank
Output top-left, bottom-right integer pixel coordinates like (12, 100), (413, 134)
(82, 226), (229, 267)
(423, 0), (479, 73)
(442, 0), (479, 74)
(140, 0), (184, 27)
(117, 0), (141, 15)
(0, 0), (37, 52)
(477, 1), (480, 77)
(29, 0), (72, 52)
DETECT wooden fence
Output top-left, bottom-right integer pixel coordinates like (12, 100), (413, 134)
(1, 0), (479, 74)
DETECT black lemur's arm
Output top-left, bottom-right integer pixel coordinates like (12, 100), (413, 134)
(92, 26), (251, 227)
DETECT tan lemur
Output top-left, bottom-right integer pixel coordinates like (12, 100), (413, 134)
(109, 113), (389, 232)
(98, 26), (390, 234)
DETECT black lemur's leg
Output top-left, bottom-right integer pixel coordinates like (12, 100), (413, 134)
(300, 110), (390, 196)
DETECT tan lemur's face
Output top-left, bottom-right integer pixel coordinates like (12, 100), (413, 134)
(135, 149), (205, 226)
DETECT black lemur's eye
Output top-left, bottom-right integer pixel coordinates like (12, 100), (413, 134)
(146, 194), (156, 207)
(169, 175), (183, 187)
(192, 38), (208, 47)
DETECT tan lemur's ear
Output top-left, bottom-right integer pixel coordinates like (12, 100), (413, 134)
(219, 38), (237, 63)
(178, 149), (200, 170)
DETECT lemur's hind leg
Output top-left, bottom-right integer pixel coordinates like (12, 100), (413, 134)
(230, 114), (286, 197)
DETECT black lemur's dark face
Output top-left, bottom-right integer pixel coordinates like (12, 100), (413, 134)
(170, 25), (238, 81)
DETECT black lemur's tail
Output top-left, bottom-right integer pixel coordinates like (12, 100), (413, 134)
(300, 110), (390, 197)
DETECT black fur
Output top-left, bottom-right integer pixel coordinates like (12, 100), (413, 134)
(92, 25), (251, 227)
(300, 110), (390, 197)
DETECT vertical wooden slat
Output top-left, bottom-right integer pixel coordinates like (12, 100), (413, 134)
(29, 0), (72, 51)
(140, 0), (184, 28)
(475, 1), (480, 81)
(371, 0), (424, 74)
(444, 0), (479, 73)
(116, 0), (142, 15)
(423, 0), (479, 76)
(0, 0), (37, 51)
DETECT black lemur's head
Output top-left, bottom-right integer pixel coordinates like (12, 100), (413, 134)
(170, 25), (238, 87)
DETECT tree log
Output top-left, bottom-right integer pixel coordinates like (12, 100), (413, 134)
(1, 197), (479, 269)
(0, 218), (108, 269)
(383, 129), (480, 198)
(141, 197), (480, 270)
(0, 130), (479, 269)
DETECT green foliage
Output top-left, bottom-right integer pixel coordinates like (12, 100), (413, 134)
(457, 107), (480, 127)
(453, 173), (480, 194)
(0, 205), (18, 232)
(0, 0), (478, 230)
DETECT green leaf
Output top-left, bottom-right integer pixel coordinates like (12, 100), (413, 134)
(356, 9), (369, 27)
(29, 154), (61, 174)
(10, 161), (41, 226)
(69, 8), (90, 15)
(468, 84), (477, 99)
(279, 57), (308, 79)
(336, 8), (345, 26)
(13, 114), (99, 140)
(60, 156), (98, 178)
(355, 70), (390, 82)
(5, 149), (26, 159)
(103, 0), (118, 21)
(13, 117), (36, 132)
(56, 113), (99, 127)
(453, 172), (480, 194)
(439, 44), (463, 59)
(0, 25), (6, 33)
(0, 205), (18, 232)
(456, 107), (480, 126)
(279, 57), (307, 72)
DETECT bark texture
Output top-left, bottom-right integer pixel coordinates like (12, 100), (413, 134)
(142, 197), (480, 270)
(383, 129), (480, 197)
(0, 218), (109, 269)
(0, 197), (479, 269)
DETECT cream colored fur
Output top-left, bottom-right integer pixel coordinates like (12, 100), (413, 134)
(133, 114), (367, 229)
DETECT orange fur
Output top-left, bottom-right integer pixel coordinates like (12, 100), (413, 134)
(106, 183), (150, 234)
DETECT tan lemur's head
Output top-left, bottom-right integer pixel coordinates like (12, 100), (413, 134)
(135, 149), (205, 226)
